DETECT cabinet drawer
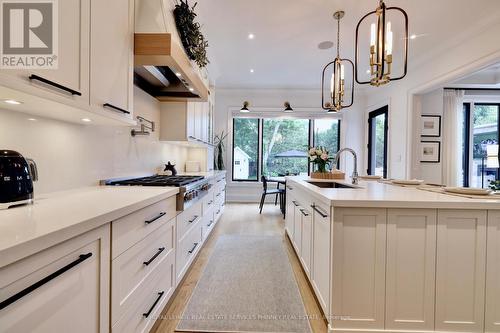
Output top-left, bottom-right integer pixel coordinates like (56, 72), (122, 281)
(111, 218), (174, 324)
(201, 208), (215, 241)
(177, 201), (202, 242)
(176, 221), (202, 281)
(112, 252), (175, 333)
(202, 191), (215, 215)
(112, 197), (176, 258)
(0, 225), (110, 333)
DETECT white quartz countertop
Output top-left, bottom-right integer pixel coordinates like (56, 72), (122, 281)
(0, 186), (178, 268)
(178, 170), (226, 179)
(287, 176), (500, 209)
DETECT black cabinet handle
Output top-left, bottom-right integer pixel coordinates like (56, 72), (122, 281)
(29, 74), (82, 96)
(188, 215), (198, 223)
(142, 291), (164, 318)
(300, 209), (310, 217)
(207, 220), (214, 227)
(292, 201), (299, 206)
(145, 212), (166, 224)
(216, 209), (221, 215)
(208, 200), (213, 205)
(0, 253), (92, 310)
(216, 179), (222, 183)
(143, 247), (165, 266)
(311, 204), (328, 218)
(216, 193), (221, 197)
(103, 103), (130, 115)
(188, 242), (199, 254)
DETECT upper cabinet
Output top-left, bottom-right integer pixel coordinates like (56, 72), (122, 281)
(0, 0), (135, 125)
(90, 0), (134, 119)
(159, 97), (213, 144)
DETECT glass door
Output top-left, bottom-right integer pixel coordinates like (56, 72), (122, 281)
(368, 106), (388, 178)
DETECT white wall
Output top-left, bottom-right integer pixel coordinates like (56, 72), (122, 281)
(213, 88), (365, 202)
(0, 86), (203, 194)
(361, 16), (500, 180)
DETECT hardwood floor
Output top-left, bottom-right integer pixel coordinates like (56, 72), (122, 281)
(151, 203), (328, 333)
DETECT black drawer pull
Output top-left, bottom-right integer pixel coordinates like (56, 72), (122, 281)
(103, 103), (130, 115)
(311, 204), (328, 218)
(208, 200), (213, 205)
(216, 209), (221, 214)
(0, 253), (92, 311)
(300, 209), (309, 217)
(29, 74), (82, 96)
(188, 215), (198, 223)
(188, 242), (199, 254)
(143, 291), (164, 318)
(292, 201), (299, 206)
(216, 179), (221, 183)
(207, 220), (214, 227)
(216, 193), (221, 197)
(143, 247), (165, 266)
(145, 212), (166, 224)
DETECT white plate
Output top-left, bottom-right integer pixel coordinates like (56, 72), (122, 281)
(359, 175), (382, 180)
(444, 187), (493, 195)
(392, 179), (424, 185)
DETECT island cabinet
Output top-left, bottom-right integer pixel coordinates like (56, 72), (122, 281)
(0, 224), (110, 333)
(486, 210), (500, 333)
(435, 210), (487, 333)
(331, 208), (387, 331)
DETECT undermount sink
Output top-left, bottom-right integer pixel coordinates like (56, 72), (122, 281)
(306, 181), (358, 189)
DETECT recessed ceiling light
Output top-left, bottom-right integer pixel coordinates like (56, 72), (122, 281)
(248, 33), (255, 40)
(81, 118), (92, 122)
(27, 118), (37, 121)
(175, 72), (182, 77)
(410, 34), (417, 40)
(318, 41), (334, 50)
(3, 99), (22, 105)
(250, 69), (255, 73)
(189, 87), (194, 92)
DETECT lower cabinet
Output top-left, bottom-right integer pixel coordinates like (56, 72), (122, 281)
(311, 202), (331, 316)
(331, 208), (386, 330)
(486, 210), (500, 333)
(435, 210), (487, 333)
(285, 195), (295, 238)
(385, 209), (437, 331)
(0, 224), (110, 333)
(300, 206), (312, 278)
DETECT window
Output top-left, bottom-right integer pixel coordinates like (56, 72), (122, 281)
(232, 117), (341, 181)
(232, 118), (259, 181)
(313, 119), (341, 157)
(262, 119), (310, 177)
(368, 106), (388, 178)
(462, 103), (499, 188)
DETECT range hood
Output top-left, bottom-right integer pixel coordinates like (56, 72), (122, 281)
(134, 33), (209, 102)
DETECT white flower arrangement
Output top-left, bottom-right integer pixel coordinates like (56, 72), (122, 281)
(308, 146), (332, 173)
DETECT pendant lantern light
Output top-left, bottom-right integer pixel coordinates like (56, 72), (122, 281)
(321, 11), (354, 113)
(355, 0), (408, 86)
(283, 102), (293, 113)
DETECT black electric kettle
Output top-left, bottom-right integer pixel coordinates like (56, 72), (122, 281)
(0, 150), (38, 209)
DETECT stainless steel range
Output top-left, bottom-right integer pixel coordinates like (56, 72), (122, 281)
(102, 175), (211, 211)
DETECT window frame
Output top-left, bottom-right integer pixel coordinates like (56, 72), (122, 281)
(231, 116), (341, 182)
(367, 106), (389, 178)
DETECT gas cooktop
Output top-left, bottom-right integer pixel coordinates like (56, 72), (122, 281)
(106, 175), (204, 187)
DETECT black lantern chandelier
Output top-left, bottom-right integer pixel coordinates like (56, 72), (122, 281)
(355, 0), (408, 86)
(321, 11), (354, 113)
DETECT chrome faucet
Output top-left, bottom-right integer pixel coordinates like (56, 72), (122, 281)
(333, 148), (359, 185)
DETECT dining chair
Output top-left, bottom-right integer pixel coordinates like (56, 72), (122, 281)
(259, 176), (285, 214)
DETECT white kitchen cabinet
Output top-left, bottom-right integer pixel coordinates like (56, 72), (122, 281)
(0, 224), (110, 333)
(285, 194), (295, 238)
(90, 0), (134, 118)
(300, 206), (313, 278)
(485, 210), (500, 333)
(435, 210), (487, 333)
(0, 0), (90, 105)
(332, 208), (386, 331)
(385, 209), (437, 331)
(160, 101), (212, 143)
(311, 202), (331, 316)
(293, 202), (302, 254)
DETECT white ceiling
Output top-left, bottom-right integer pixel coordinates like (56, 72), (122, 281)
(195, 0), (500, 89)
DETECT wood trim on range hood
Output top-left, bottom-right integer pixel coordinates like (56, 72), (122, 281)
(134, 33), (209, 102)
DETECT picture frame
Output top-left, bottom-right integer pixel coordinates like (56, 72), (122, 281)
(420, 141), (441, 163)
(421, 115), (441, 137)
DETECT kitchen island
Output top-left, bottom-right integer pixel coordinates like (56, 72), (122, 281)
(285, 176), (500, 333)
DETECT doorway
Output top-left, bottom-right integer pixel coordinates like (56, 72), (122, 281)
(368, 106), (388, 178)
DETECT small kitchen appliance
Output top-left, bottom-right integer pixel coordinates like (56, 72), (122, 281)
(0, 150), (38, 209)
